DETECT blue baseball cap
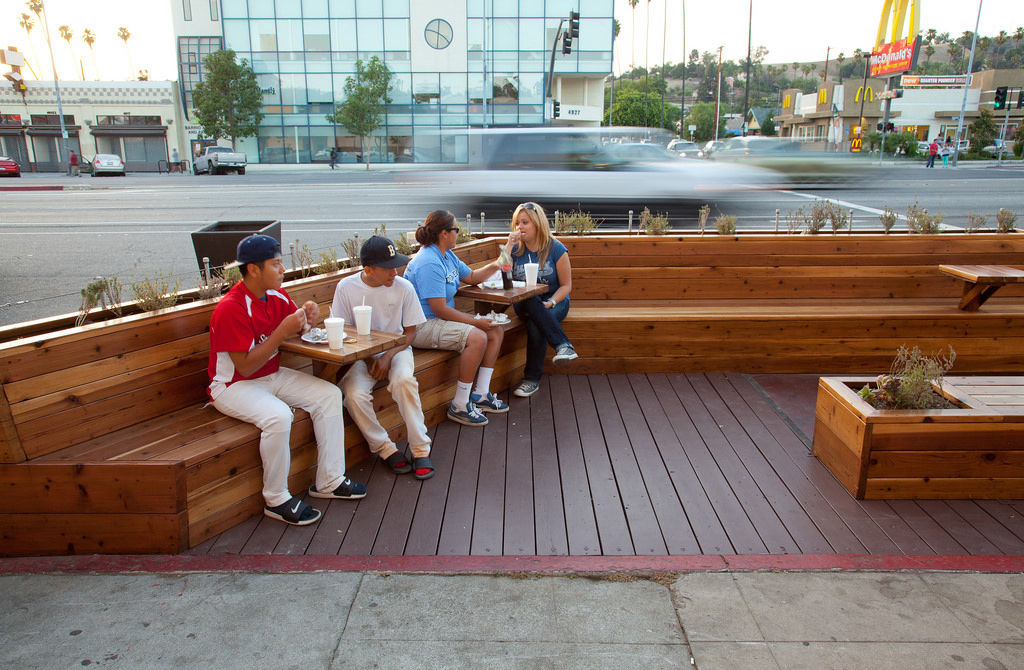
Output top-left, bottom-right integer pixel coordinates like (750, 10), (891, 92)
(236, 234), (281, 264)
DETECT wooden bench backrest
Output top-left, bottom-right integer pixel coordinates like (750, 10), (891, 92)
(0, 238), (501, 464)
(561, 235), (1024, 301)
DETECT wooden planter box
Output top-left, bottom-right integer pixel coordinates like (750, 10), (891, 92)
(812, 376), (1024, 499)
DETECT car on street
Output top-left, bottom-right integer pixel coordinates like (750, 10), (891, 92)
(194, 145), (247, 174)
(91, 154), (125, 176)
(666, 139), (704, 158)
(0, 156), (21, 177)
(411, 127), (779, 221)
(983, 139), (1011, 156)
(707, 136), (873, 184)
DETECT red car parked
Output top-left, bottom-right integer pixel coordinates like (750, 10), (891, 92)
(0, 156), (21, 177)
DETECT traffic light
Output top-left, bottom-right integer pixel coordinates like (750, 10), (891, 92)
(994, 86), (1008, 110)
(561, 31), (571, 55)
(568, 11), (580, 40)
(553, 100), (561, 118)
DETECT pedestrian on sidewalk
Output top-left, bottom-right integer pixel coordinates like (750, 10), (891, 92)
(331, 235), (436, 480)
(69, 150), (80, 177)
(329, 147), (337, 170)
(171, 147), (180, 173)
(941, 138), (951, 167)
(404, 210), (508, 427)
(207, 234), (366, 526)
(926, 137), (939, 168)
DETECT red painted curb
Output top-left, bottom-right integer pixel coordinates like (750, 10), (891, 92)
(0, 185), (64, 191)
(1, 554), (1022, 575)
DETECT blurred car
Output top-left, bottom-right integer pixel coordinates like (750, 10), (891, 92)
(91, 154), (125, 176)
(917, 141), (930, 153)
(606, 142), (680, 161)
(708, 136), (873, 184)
(0, 155), (21, 177)
(702, 140), (729, 156)
(411, 127), (779, 220)
(666, 139), (704, 158)
(982, 139), (1011, 156)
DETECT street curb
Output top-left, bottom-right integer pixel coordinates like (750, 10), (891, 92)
(2, 553), (1022, 575)
(0, 185), (63, 192)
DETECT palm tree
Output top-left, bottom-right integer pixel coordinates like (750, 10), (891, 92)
(82, 29), (99, 80)
(791, 61), (800, 76)
(835, 52), (846, 82)
(27, 0), (54, 79)
(925, 28), (937, 44)
(18, 12), (41, 79)
(644, 0), (652, 125)
(628, 0), (639, 69)
(58, 25), (78, 79)
(924, 43), (935, 63)
(117, 27), (134, 79)
(1015, 27), (1023, 49)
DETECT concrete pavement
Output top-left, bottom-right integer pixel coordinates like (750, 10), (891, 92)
(2, 558), (1022, 669)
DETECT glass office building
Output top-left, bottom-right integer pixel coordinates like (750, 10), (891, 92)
(173, 0), (613, 163)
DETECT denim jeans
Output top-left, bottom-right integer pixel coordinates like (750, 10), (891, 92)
(513, 296), (571, 382)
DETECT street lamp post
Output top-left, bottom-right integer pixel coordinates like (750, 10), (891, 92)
(742, 0), (752, 136)
(713, 46), (723, 141)
(40, 1), (70, 176)
(952, 0), (983, 167)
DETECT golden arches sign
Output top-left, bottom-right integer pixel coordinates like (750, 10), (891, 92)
(855, 86), (875, 102)
(817, 89), (828, 104)
(875, 0), (920, 49)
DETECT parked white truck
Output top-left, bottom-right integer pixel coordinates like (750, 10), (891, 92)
(194, 146), (247, 175)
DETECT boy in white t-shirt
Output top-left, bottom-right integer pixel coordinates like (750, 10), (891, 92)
(331, 236), (435, 479)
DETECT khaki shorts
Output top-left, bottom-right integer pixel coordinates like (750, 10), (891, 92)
(413, 317), (474, 352)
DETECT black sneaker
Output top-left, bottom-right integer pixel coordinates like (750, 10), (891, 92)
(264, 497), (322, 526)
(308, 477), (367, 500)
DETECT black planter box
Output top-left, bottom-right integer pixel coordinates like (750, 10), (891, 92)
(191, 220), (282, 274)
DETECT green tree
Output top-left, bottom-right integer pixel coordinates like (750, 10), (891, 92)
(192, 49), (265, 143)
(602, 89), (679, 130)
(683, 102), (725, 142)
(327, 56), (392, 170)
(116, 27), (133, 80)
(1012, 122), (1024, 159)
(968, 109), (997, 158)
(761, 114), (776, 136)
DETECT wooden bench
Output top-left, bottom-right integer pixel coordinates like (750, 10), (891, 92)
(555, 235), (1024, 374)
(0, 238), (525, 556)
(939, 264), (1024, 311)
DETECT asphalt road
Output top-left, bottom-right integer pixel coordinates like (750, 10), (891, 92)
(1, 163), (1022, 327)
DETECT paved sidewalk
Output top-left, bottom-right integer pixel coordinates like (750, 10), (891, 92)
(2, 565), (1022, 669)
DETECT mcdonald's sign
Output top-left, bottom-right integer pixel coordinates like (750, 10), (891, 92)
(817, 89), (828, 104)
(851, 137), (863, 152)
(855, 86), (875, 102)
(783, 94), (791, 109)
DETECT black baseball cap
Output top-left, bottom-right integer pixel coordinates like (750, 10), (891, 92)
(360, 235), (410, 269)
(236, 234), (281, 264)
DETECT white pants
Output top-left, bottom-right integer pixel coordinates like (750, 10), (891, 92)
(212, 367), (346, 507)
(341, 347), (431, 459)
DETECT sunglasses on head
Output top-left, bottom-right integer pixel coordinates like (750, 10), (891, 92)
(520, 202), (538, 211)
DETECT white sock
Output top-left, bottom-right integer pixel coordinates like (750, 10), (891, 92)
(474, 367), (494, 397)
(454, 380), (472, 410)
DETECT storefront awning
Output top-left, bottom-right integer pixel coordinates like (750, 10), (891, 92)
(88, 126), (167, 136)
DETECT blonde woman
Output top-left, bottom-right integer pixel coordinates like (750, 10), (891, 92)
(506, 202), (578, 398)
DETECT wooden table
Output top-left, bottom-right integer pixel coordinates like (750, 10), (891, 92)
(939, 264), (1024, 311)
(456, 283), (548, 314)
(280, 327), (407, 380)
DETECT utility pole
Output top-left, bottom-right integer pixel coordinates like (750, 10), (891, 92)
(742, 0), (752, 135)
(482, 0), (488, 127)
(952, 0), (982, 167)
(660, 0), (667, 130)
(858, 51), (870, 142)
(713, 46), (723, 141)
(679, 0), (686, 138)
(40, 1), (70, 176)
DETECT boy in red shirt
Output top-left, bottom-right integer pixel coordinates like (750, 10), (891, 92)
(208, 234), (365, 525)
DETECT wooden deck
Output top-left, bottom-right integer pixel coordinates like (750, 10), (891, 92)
(187, 373), (1024, 557)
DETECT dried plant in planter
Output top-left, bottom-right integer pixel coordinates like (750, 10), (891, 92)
(714, 213), (737, 235)
(131, 271), (181, 312)
(785, 207), (805, 234)
(857, 345), (957, 410)
(290, 240), (316, 277)
(878, 206), (898, 233)
(556, 210), (601, 235)
(697, 204), (711, 235)
(639, 208), (670, 235)
(313, 248), (342, 275)
(905, 201), (943, 234)
(805, 200), (828, 234)
(394, 233), (417, 256)
(340, 235), (362, 268)
(965, 213), (987, 233)
(77, 276), (123, 327)
(995, 208), (1018, 233)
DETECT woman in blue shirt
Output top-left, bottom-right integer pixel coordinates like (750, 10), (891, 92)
(405, 210), (508, 426)
(506, 202), (578, 398)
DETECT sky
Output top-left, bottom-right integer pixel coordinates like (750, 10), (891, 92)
(2, 0), (1020, 82)
(613, 0), (1022, 75)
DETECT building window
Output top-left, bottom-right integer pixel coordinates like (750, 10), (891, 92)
(209, 0), (219, 20)
(424, 19), (453, 50)
(183, 0), (192, 21)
